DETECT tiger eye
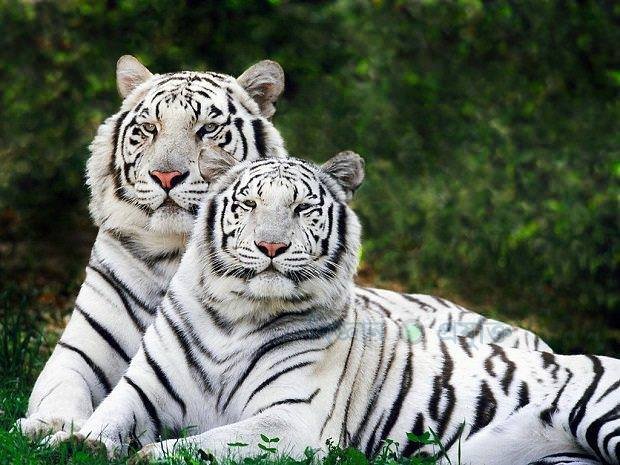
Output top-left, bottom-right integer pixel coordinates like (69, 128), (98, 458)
(243, 200), (257, 208)
(294, 203), (313, 214)
(142, 122), (157, 133)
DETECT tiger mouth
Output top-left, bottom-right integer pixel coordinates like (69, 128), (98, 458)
(160, 198), (180, 209)
(157, 197), (198, 215)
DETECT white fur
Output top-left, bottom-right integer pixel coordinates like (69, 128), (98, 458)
(55, 158), (618, 464)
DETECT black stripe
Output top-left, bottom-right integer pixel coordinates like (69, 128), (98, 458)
(516, 381), (530, 410)
(75, 305), (131, 363)
(364, 411), (385, 458)
(250, 307), (316, 335)
(495, 345), (516, 395)
(401, 294), (437, 313)
(469, 380), (497, 436)
(160, 306), (214, 393)
(320, 309), (358, 436)
(234, 118), (248, 160)
(110, 111), (129, 182)
(375, 339), (413, 453)
(142, 343), (187, 417)
(58, 341), (111, 394)
(569, 356), (604, 436)
(124, 376), (162, 439)
(199, 299), (235, 335)
(428, 341), (456, 438)
(401, 413), (425, 457)
(459, 336), (473, 357)
(527, 452), (599, 465)
(243, 361), (314, 411)
(223, 314), (344, 412)
(95, 260), (160, 314)
(340, 325), (373, 445)
(542, 352), (560, 381)
(323, 205), (347, 276)
(252, 119), (267, 157)
(255, 388), (320, 415)
(585, 404), (620, 462)
(597, 379), (620, 403)
(541, 369), (573, 425)
(350, 318), (389, 447)
(87, 265), (144, 329)
(468, 318), (485, 339)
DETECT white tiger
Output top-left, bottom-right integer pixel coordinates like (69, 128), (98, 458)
(17, 56), (550, 439)
(53, 154), (618, 465)
(16, 55), (287, 437)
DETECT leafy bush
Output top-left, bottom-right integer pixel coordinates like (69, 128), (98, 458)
(0, 0), (617, 354)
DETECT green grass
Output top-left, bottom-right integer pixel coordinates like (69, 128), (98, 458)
(0, 289), (449, 465)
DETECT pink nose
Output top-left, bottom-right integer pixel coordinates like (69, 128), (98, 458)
(256, 241), (290, 258)
(150, 170), (185, 191)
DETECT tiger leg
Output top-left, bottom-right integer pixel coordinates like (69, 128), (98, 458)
(14, 357), (94, 438)
(452, 405), (584, 465)
(526, 452), (602, 465)
(136, 406), (321, 462)
(15, 234), (158, 438)
(553, 356), (620, 464)
(49, 310), (201, 457)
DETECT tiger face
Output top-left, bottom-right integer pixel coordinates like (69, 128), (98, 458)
(194, 152), (365, 314)
(87, 56), (286, 237)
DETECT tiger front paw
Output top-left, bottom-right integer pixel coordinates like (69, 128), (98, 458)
(47, 430), (121, 458)
(13, 415), (86, 439)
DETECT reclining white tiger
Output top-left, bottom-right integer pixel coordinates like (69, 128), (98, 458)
(51, 154), (619, 465)
(17, 56), (550, 438)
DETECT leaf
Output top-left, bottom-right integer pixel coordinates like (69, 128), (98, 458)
(406, 431), (434, 445)
(344, 447), (368, 465)
(227, 442), (249, 447)
(258, 443), (277, 453)
(198, 449), (217, 464)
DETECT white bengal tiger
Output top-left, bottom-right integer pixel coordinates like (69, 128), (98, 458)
(16, 55), (287, 437)
(17, 57), (550, 439)
(52, 154), (618, 465)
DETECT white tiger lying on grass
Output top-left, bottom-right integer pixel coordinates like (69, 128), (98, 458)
(17, 56), (550, 439)
(52, 154), (619, 465)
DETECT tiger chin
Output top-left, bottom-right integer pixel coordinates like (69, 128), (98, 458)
(51, 154), (619, 465)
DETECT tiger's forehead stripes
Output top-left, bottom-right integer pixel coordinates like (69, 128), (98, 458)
(129, 71), (256, 128)
(231, 161), (325, 204)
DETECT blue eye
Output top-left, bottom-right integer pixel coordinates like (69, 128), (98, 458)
(294, 203), (313, 214)
(197, 123), (218, 139)
(141, 122), (157, 133)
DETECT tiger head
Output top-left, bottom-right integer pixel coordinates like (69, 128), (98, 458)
(87, 55), (286, 239)
(186, 152), (365, 317)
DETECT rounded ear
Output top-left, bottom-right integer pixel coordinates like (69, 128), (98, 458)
(116, 55), (153, 98)
(321, 151), (365, 201)
(198, 145), (239, 183)
(237, 60), (284, 120)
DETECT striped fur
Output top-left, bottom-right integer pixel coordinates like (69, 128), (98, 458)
(56, 156), (617, 464)
(16, 57), (286, 437)
(19, 58), (549, 438)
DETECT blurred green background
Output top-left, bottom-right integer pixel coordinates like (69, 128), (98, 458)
(0, 0), (618, 356)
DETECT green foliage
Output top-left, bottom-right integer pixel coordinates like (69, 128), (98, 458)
(0, 0), (617, 354)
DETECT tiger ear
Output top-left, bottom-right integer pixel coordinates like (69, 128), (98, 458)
(116, 55), (153, 98)
(198, 146), (239, 183)
(321, 151), (365, 201)
(237, 60), (284, 120)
